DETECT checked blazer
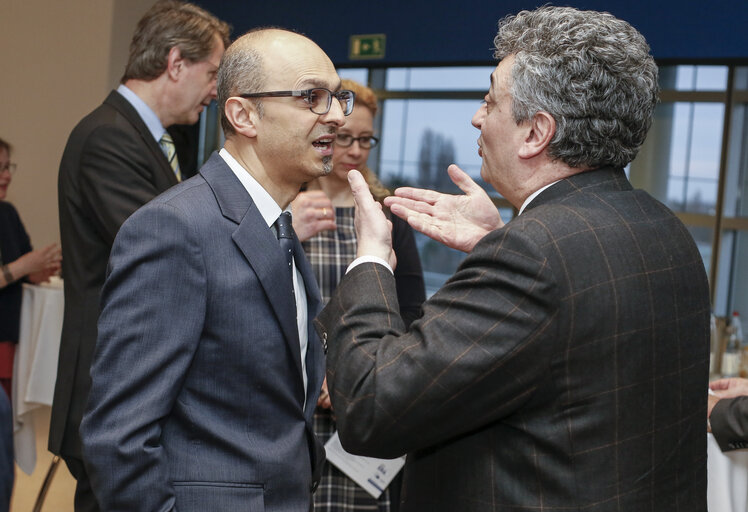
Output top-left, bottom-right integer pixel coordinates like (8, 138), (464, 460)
(711, 396), (748, 451)
(316, 167), (711, 512)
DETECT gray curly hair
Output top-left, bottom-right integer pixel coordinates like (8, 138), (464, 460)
(494, 6), (659, 169)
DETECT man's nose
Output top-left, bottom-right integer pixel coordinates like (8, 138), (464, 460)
(471, 104), (485, 129)
(321, 98), (345, 127)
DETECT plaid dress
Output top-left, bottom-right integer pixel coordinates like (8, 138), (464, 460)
(303, 206), (392, 512)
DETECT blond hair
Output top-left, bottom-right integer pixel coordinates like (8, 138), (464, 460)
(340, 79), (389, 202)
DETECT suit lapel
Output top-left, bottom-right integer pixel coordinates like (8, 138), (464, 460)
(105, 90), (178, 187)
(294, 235), (324, 417)
(200, 153), (305, 391)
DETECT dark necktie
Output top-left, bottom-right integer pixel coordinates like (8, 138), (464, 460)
(275, 211), (295, 276)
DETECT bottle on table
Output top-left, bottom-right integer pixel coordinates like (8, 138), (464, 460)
(730, 311), (748, 378)
(721, 312), (743, 378)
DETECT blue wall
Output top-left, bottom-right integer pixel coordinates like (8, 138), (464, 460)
(195, 0), (745, 66)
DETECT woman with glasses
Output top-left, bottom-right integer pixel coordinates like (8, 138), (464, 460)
(292, 79), (426, 512)
(0, 137), (62, 399)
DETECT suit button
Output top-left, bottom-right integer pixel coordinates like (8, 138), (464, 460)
(310, 480), (319, 492)
(321, 332), (328, 353)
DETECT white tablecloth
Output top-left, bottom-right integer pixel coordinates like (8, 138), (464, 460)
(708, 432), (748, 511)
(11, 277), (63, 475)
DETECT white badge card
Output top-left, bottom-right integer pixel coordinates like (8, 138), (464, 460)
(324, 431), (406, 498)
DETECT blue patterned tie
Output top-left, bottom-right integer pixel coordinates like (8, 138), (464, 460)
(275, 212), (295, 275)
(159, 132), (182, 182)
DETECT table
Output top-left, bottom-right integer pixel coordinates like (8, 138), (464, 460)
(708, 432), (748, 511)
(11, 277), (63, 475)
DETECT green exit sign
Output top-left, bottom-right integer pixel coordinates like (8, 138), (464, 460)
(349, 34), (386, 60)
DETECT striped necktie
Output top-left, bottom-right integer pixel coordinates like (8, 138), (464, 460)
(159, 132), (182, 182)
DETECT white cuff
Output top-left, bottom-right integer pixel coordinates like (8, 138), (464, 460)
(346, 255), (393, 275)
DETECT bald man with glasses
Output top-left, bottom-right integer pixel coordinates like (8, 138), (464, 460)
(80, 28), (351, 512)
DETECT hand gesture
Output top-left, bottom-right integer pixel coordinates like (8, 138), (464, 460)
(709, 377), (748, 399)
(20, 243), (62, 283)
(383, 164), (504, 253)
(317, 377), (332, 410)
(291, 190), (336, 242)
(348, 170), (395, 267)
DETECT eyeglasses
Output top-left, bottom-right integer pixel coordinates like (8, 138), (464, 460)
(335, 134), (379, 149)
(239, 88), (355, 116)
(0, 163), (17, 174)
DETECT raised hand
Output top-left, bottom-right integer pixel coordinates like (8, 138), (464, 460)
(348, 169), (395, 267)
(317, 377), (332, 410)
(20, 243), (62, 283)
(709, 377), (748, 399)
(291, 190), (336, 242)
(383, 164), (504, 253)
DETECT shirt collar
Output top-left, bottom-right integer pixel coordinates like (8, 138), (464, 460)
(116, 84), (166, 143)
(218, 148), (285, 228)
(518, 179), (562, 215)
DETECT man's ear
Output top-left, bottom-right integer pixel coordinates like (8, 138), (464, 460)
(166, 46), (184, 81)
(519, 111), (555, 159)
(224, 97), (258, 138)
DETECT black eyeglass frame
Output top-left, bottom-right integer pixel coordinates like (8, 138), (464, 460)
(238, 88), (356, 116)
(0, 163), (17, 175)
(335, 134), (380, 149)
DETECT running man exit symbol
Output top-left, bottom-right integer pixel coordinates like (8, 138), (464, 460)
(349, 34), (386, 60)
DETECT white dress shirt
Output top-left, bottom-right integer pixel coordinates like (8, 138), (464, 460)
(116, 84), (166, 143)
(219, 148), (309, 397)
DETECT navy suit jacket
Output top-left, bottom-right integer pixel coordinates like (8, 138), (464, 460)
(317, 167), (710, 511)
(81, 152), (325, 511)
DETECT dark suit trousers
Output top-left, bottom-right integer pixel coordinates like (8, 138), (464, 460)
(64, 457), (100, 512)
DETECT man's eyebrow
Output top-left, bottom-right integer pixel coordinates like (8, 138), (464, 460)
(299, 78), (342, 91)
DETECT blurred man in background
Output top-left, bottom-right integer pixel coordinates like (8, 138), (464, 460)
(52, 2), (229, 509)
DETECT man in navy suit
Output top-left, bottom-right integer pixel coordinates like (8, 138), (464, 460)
(316, 6), (710, 511)
(80, 28), (352, 511)
(53, 3), (229, 510)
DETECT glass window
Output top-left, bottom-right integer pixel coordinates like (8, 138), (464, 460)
(631, 101), (723, 215)
(724, 103), (748, 218)
(666, 102), (724, 214)
(378, 99), (490, 193)
(386, 66), (494, 90)
(714, 230), (748, 317)
(674, 65), (728, 91)
(338, 68), (369, 84)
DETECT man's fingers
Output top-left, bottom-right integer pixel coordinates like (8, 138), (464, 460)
(403, 211), (440, 239)
(385, 196), (434, 216)
(387, 203), (409, 222)
(348, 169), (376, 209)
(448, 164), (482, 196)
(710, 379), (730, 390)
(392, 186), (442, 205)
